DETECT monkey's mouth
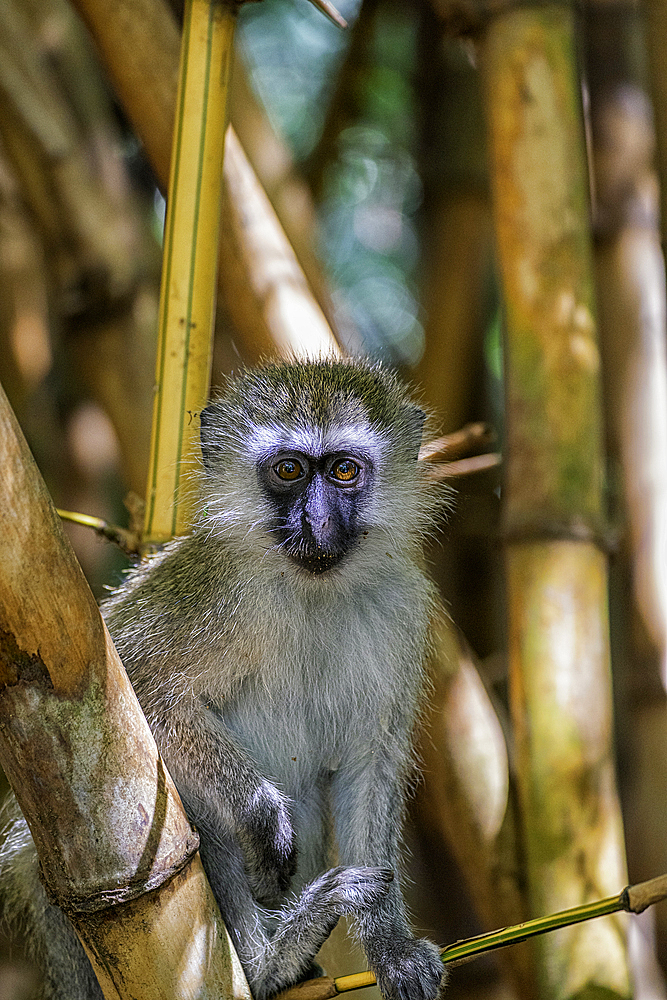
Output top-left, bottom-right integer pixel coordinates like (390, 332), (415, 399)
(284, 544), (344, 575)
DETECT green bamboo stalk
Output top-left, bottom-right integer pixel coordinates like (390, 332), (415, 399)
(479, 7), (630, 999)
(272, 874), (667, 1000)
(340, 873), (667, 986)
(144, 0), (236, 545)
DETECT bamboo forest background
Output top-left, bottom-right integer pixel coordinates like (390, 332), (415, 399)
(1, 0), (667, 998)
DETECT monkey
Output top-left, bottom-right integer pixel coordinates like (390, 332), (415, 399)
(0, 357), (447, 1000)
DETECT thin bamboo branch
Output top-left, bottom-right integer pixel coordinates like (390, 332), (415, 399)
(273, 873), (667, 1000)
(418, 422), (495, 463)
(425, 452), (500, 479)
(57, 508), (142, 556)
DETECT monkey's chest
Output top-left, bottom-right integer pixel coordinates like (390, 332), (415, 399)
(217, 675), (349, 787)
(215, 643), (393, 790)
(208, 577), (427, 790)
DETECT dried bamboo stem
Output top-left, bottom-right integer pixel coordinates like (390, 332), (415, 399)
(480, 6), (630, 998)
(0, 379), (249, 999)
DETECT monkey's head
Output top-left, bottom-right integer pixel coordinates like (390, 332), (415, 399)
(198, 358), (441, 579)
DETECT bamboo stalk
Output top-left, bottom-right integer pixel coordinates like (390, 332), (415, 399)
(644, 0), (667, 254)
(0, 379), (249, 999)
(221, 127), (341, 360)
(479, 7), (631, 998)
(69, 0), (341, 369)
(228, 51), (343, 343)
(144, 0), (236, 544)
(273, 874), (667, 1000)
(415, 609), (535, 998)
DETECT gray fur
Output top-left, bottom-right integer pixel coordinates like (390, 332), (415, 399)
(0, 358), (446, 1000)
(0, 796), (104, 1000)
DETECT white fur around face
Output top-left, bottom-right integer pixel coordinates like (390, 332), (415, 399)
(244, 423), (388, 464)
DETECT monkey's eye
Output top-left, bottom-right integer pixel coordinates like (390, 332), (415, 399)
(274, 458), (304, 481)
(330, 458), (360, 483)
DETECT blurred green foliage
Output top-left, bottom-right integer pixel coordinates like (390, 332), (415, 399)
(239, 0), (426, 364)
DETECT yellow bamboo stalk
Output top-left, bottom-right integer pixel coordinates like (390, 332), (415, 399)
(144, 0), (236, 544)
(272, 872), (667, 1000)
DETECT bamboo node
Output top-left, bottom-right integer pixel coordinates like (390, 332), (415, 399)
(501, 520), (616, 552)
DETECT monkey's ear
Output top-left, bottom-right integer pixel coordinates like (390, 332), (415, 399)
(406, 406), (426, 461)
(200, 406), (218, 473)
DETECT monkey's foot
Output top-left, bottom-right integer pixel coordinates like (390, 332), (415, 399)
(371, 936), (446, 1000)
(248, 867), (394, 1000)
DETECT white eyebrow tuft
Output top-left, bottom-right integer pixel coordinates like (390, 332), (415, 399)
(245, 423), (386, 460)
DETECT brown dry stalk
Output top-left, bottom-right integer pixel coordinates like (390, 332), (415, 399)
(0, 376), (247, 997)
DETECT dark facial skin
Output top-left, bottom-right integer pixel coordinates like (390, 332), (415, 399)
(259, 452), (373, 574)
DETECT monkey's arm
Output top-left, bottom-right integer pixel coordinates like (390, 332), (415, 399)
(330, 742), (445, 1000)
(152, 702), (296, 902)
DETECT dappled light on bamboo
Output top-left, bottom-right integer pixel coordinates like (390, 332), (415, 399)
(481, 6), (631, 997)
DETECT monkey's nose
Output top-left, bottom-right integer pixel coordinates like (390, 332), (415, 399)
(304, 511), (332, 547)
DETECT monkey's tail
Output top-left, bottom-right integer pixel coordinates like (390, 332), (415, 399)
(0, 795), (103, 1000)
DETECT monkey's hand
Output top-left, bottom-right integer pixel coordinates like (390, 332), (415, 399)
(287, 866), (395, 952)
(305, 866), (395, 917)
(237, 780), (297, 902)
(368, 936), (446, 1000)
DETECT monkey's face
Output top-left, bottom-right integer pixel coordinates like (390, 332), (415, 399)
(258, 449), (373, 574)
(198, 359), (440, 572)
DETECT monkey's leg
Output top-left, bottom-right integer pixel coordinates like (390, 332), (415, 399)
(154, 708), (297, 901)
(196, 821), (394, 1000)
(331, 755), (445, 1000)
